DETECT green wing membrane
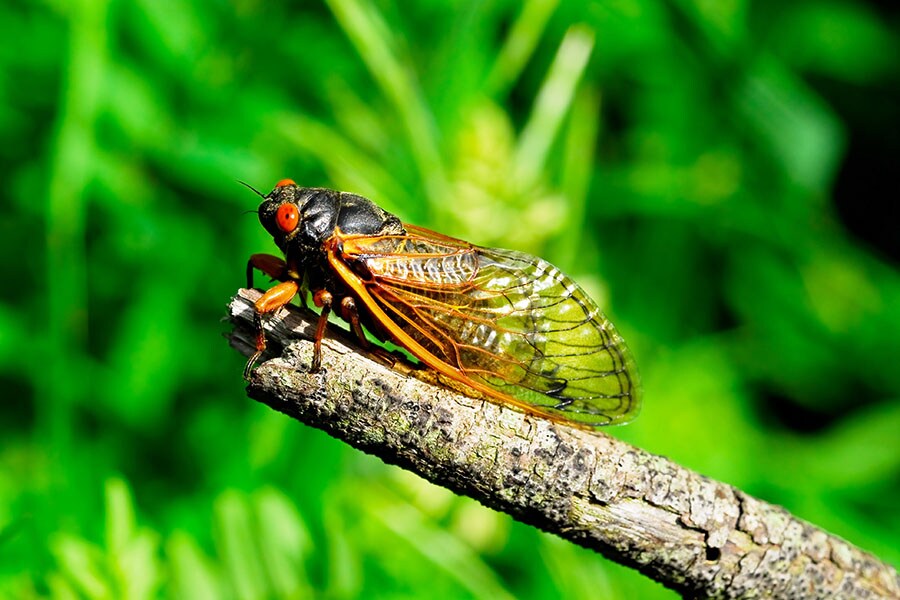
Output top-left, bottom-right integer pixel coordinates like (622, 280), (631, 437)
(341, 228), (641, 427)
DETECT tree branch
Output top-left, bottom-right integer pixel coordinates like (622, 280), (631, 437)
(228, 288), (899, 599)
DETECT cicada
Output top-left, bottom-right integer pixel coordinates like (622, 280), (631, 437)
(244, 180), (641, 428)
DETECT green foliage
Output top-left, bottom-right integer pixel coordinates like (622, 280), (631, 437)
(1, 0), (897, 598)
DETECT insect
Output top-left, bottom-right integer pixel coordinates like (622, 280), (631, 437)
(244, 180), (641, 428)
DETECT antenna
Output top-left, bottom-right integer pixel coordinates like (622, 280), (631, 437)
(238, 180), (265, 198)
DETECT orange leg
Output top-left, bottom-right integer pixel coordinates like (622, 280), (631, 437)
(337, 295), (407, 368)
(311, 289), (333, 372)
(243, 280), (299, 379)
(246, 253), (289, 288)
(247, 253), (309, 308)
(340, 296), (370, 350)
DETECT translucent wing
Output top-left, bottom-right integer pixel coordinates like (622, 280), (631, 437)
(327, 225), (641, 428)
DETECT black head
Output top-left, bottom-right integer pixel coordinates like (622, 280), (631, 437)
(257, 181), (338, 254)
(256, 180), (404, 258)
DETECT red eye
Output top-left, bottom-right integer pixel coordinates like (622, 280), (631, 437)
(276, 203), (299, 233)
(275, 178), (296, 188)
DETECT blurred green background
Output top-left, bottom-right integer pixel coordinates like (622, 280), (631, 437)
(2, 0), (898, 597)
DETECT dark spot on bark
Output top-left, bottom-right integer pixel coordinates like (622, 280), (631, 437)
(705, 546), (721, 561)
(371, 377), (390, 392)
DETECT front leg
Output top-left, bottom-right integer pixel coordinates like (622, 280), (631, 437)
(247, 253), (289, 289)
(243, 280), (299, 379)
(247, 253), (309, 308)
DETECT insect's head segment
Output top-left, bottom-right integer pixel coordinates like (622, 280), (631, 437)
(256, 181), (340, 254)
(270, 180), (301, 236)
(257, 180), (295, 239)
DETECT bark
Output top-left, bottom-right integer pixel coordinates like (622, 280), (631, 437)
(228, 288), (899, 600)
